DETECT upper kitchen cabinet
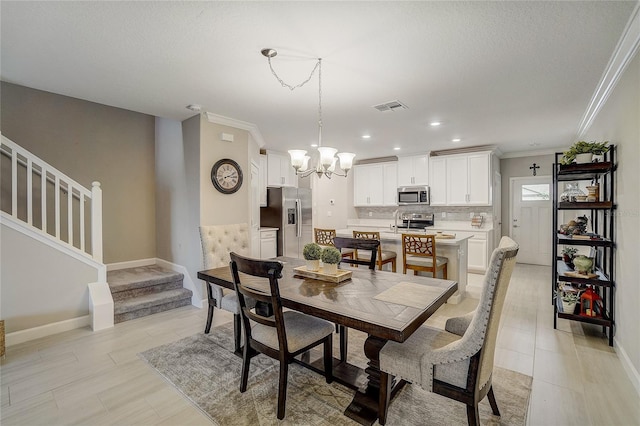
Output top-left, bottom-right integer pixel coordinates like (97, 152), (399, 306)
(430, 151), (493, 206)
(353, 162), (397, 206)
(266, 151), (297, 187)
(397, 154), (429, 186)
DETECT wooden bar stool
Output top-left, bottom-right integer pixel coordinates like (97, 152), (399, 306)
(352, 230), (397, 272)
(314, 228), (354, 259)
(402, 233), (448, 279)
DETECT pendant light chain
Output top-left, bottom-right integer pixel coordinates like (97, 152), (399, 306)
(266, 56), (321, 91)
(317, 58), (323, 149)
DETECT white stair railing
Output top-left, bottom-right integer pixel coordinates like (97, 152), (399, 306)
(1, 135), (103, 262)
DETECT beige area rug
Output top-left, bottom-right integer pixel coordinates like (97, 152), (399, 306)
(139, 323), (531, 425)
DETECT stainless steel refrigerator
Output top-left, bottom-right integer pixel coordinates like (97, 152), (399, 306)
(260, 187), (312, 258)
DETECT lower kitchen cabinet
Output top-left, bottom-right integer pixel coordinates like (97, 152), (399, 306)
(260, 228), (278, 259)
(468, 236), (487, 273)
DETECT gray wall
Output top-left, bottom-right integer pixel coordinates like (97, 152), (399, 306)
(583, 52), (640, 379)
(500, 154), (555, 236)
(1, 82), (157, 263)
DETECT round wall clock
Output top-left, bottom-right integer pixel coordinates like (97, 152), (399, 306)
(211, 158), (243, 194)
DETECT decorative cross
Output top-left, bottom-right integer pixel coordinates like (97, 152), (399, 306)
(530, 163), (540, 176)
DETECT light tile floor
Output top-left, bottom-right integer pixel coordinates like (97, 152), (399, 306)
(1, 264), (638, 425)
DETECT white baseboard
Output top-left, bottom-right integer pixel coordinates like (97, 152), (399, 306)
(155, 258), (203, 308)
(6, 315), (90, 347)
(106, 258), (157, 271)
(615, 337), (640, 398)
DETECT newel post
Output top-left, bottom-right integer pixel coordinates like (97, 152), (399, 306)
(91, 181), (103, 263)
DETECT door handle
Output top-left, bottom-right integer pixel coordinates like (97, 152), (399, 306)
(513, 225), (520, 228)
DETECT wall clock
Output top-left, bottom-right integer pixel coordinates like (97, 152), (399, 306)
(211, 158), (243, 194)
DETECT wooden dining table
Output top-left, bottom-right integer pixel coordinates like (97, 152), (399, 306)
(198, 257), (458, 425)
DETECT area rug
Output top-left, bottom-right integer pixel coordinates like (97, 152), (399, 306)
(139, 324), (531, 425)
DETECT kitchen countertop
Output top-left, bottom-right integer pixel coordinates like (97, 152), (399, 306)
(336, 228), (472, 245)
(345, 219), (492, 233)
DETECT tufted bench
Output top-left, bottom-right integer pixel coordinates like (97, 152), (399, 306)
(199, 223), (250, 352)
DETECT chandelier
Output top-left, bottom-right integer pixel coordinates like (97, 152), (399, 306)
(261, 48), (355, 178)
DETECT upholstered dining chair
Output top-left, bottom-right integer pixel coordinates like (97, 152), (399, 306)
(402, 233), (448, 279)
(378, 236), (519, 426)
(314, 227), (355, 259)
(230, 252), (334, 420)
(332, 236), (379, 361)
(199, 223), (251, 352)
(352, 230), (397, 272)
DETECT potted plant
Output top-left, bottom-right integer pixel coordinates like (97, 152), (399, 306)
(303, 243), (322, 271)
(560, 141), (610, 165)
(321, 247), (341, 275)
(561, 291), (580, 314)
(561, 246), (578, 268)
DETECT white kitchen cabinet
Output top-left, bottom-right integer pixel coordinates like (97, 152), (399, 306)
(428, 157), (447, 205)
(266, 151), (297, 187)
(259, 154), (267, 207)
(382, 162), (398, 206)
(443, 152), (492, 206)
(397, 154), (429, 186)
(260, 228), (278, 259)
(468, 236), (487, 273)
(353, 162), (397, 206)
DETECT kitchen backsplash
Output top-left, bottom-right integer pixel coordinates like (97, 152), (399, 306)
(354, 205), (493, 222)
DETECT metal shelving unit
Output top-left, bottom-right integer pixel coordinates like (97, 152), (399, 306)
(552, 146), (616, 346)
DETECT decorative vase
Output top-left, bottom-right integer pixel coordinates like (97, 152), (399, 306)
(575, 153), (593, 164)
(573, 255), (594, 274)
(562, 301), (577, 314)
(586, 185), (600, 202)
(562, 254), (574, 269)
(306, 259), (320, 272)
(322, 263), (338, 275)
(560, 183), (586, 202)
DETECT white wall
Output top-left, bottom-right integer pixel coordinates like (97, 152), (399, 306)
(0, 224), (99, 332)
(583, 51), (640, 387)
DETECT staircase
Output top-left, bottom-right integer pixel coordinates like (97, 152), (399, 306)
(107, 265), (193, 323)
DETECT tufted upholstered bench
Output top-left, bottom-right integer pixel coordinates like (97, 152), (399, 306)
(199, 223), (251, 352)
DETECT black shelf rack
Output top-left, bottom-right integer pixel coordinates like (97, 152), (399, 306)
(552, 146), (616, 346)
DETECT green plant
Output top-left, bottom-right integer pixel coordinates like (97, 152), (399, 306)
(561, 247), (578, 257)
(560, 141), (610, 165)
(561, 292), (580, 304)
(303, 243), (322, 260)
(321, 247), (341, 264)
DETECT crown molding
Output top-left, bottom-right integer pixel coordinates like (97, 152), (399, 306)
(204, 112), (265, 148)
(577, 3), (640, 137)
(500, 148), (565, 159)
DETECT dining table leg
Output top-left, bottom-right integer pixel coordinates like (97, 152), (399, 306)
(344, 334), (404, 425)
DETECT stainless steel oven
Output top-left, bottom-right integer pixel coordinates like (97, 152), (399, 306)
(397, 186), (430, 205)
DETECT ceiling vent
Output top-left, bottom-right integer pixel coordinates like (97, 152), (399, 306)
(373, 100), (408, 112)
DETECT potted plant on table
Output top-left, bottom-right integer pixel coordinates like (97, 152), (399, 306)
(560, 141), (610, 165)
(303, 243), (322, 271)
(321, 247), (342, 275)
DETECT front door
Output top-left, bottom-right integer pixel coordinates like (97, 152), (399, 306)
(510, 176), (552, 266)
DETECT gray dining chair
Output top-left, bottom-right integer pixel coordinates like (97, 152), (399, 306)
(230, 252), (334, 420)
(378, 236), (519, 426)
(199, 223), (251, 352)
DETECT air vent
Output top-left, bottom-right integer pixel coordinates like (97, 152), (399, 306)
(373, 100), (408, 112)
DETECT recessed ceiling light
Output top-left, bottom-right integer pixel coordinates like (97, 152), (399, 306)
(452, 138), (461, 143)
(311, 144), (318, 148)
(393, 147), (401, 151)
(430, 121), (441, 127)
(362, 135), (371, 139)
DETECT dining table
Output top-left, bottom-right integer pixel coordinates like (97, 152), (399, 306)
(198, 257), (458, 425)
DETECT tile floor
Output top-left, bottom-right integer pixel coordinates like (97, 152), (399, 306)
(1, 263), (638, 425)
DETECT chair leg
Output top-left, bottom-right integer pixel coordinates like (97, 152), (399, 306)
(443, 264), (448, 280)
(324, 336), (333, 383)
(391, 259), (396, 272)
(277, 361), (289, 420)
(233, 313), (242, 353)
(240, 344), (251, 393)
(466, 403), (480, 426)
(487, 386), (501, 416)
(378, 371), (392, 425)
(339, 325), (349, 362)
(204, 303), (214, 334)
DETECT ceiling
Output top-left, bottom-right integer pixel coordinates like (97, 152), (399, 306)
(1, 1), (637, 160)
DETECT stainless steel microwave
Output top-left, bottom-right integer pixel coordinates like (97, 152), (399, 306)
(397, 186), (430, 205)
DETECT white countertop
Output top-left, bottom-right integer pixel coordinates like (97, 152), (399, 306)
(259, 227), (279, 232)
(336, 228), (472, 245)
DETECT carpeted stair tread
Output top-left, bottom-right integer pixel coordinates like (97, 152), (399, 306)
(113, 288), (192, 314)
(108, 265), (184, 293)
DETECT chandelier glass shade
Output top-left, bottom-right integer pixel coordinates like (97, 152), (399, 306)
(261, 48), (355, 178)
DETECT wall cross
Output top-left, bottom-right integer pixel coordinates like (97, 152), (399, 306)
(530, 163), (540, 176)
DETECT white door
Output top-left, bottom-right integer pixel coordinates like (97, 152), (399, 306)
(510, 176), (552, 265)
(250, 161), (261, 257)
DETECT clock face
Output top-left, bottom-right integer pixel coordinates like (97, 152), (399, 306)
(211, 159), (243, 194)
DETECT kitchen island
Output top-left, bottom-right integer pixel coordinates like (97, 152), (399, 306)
(336, 229), (470, 303)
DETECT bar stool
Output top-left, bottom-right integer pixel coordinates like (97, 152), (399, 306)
(314, 228), (354, 259)
(352, 230), (397, 272)
(402, 233), (448, 279)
